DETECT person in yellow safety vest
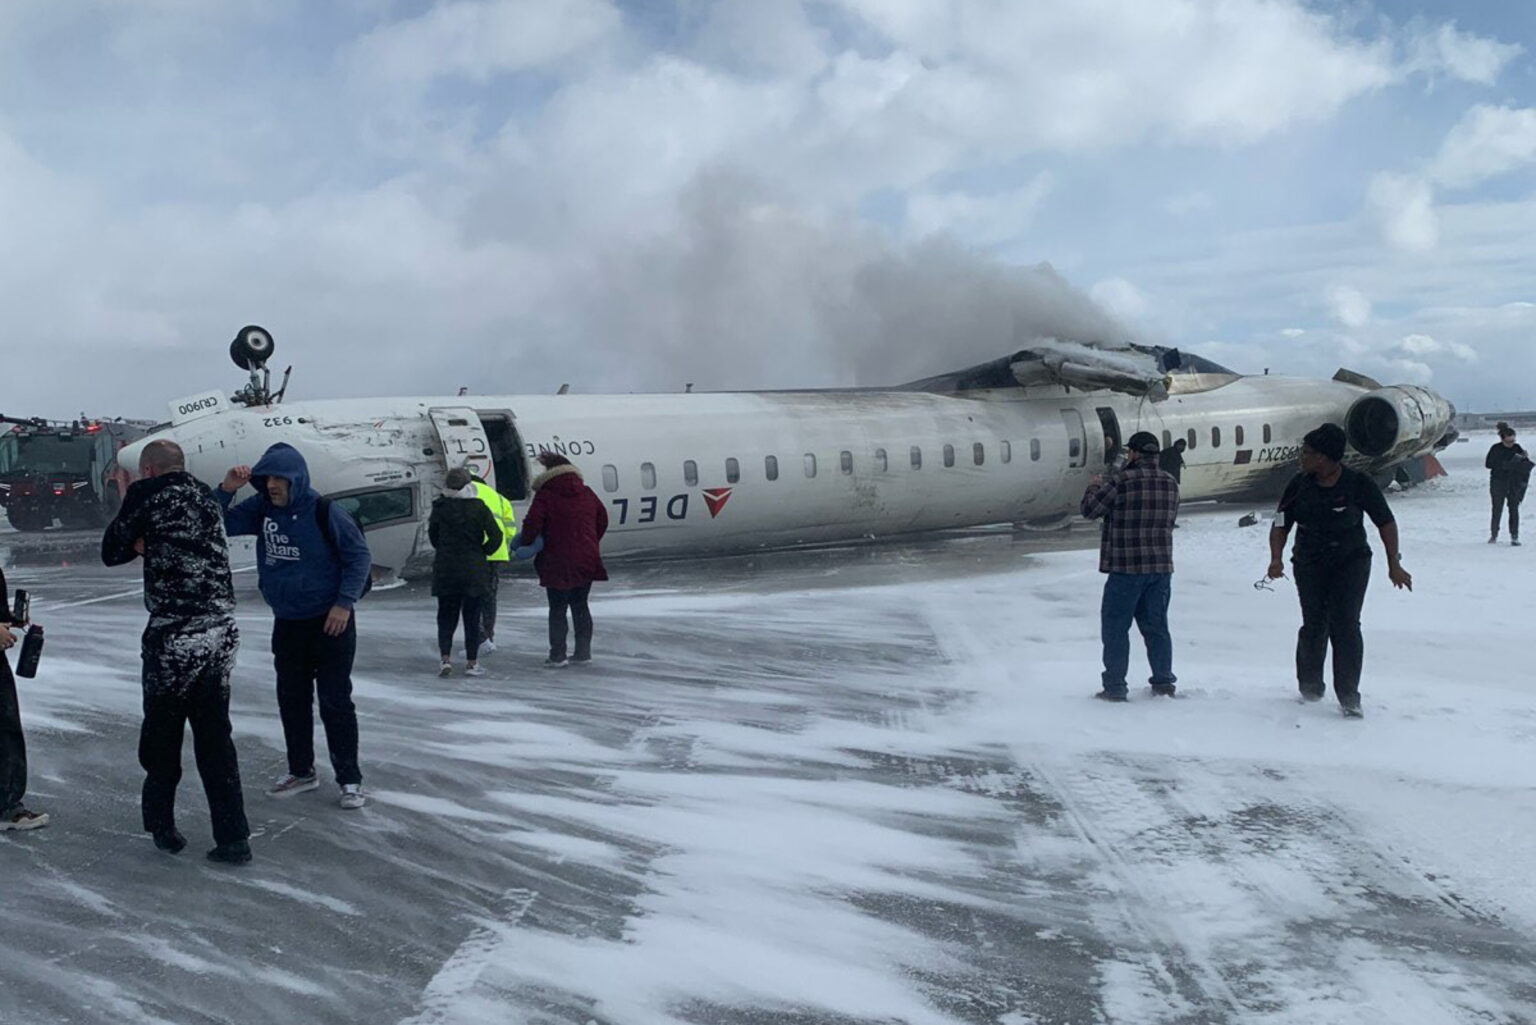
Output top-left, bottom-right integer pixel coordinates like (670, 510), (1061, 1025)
(471, 476), (518, 652)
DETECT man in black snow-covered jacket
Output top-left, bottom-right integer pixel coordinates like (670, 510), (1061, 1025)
(103, 440), (251, 865)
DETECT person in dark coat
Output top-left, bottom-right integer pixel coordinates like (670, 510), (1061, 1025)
(1158, 438), (1186, 483)
(517, 453), (609, 667)
(102, 440), (251, 863)
(1485, 422), (1532, 546)
(0, 566), (47, 831)
(429, 467), (502, 677)
(1265, 423), (1412, 719)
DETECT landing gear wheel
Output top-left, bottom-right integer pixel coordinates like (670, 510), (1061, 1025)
(230, 325), (275, 370)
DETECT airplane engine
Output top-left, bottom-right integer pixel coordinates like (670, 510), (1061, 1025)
(1344, 385), (1456, 463)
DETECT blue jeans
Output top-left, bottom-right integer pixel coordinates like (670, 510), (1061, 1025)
(1100, 572), (1175, 695)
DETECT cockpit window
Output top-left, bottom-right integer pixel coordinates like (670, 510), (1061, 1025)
(329, 487), (415, 530)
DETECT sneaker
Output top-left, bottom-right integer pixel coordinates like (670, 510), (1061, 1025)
(152, 827), (187, 853)
(206, 839), (252, 864)
(464, 663), (486, 677)
(1093, 690), (1129, 703)
(478, 638), (496, 654)
(438, 660), (453, 677)
(1150, 683), (1177, 698)
(339, 784), (366, 810)
(1490, 534), (1499, 544)
(1514, 539), (1523, 547)
(1299, 688), (1325, 702)
(266, 772), (319, 798)
(0, 807), (49, 831)
(1340, 700), (1364, 719)
(570, 653), (592, 664)
(544, 658), (569, 668)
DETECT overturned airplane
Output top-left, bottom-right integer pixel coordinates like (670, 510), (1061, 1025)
(119, 328), (1457, 580)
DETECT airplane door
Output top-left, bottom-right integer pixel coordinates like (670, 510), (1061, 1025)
(1095, 406), (1122, 466)
(1061, 409), (1087, 469)
(428, 407), (495, 486)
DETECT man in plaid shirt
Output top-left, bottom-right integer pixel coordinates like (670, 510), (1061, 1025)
(1080, 431), (1180, 701)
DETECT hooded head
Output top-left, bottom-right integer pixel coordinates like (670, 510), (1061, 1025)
(1302, 422), (1347, 464)
(250, 443), (314, 510)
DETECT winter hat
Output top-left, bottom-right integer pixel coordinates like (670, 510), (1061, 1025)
(1126, 431), (1160, 455)
(445, 467), (473, 491)
(1303, 423), (1347, 462)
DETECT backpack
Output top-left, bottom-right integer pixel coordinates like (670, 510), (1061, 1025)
(314, 497), (373, 598)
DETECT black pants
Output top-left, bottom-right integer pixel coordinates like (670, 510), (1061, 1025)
(1491, 482), (1522, 539)
(547, 584), (593, 661)
(272, 615), (361, 785)
(0, 655), (28, 817)
(437, 594), (485, 661)
(1293, 554), (1371, 703)
(480, 566), (504, 641)
(140, 619), (248, 845)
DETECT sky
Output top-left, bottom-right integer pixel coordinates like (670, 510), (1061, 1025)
(2, 433), (1534, 1023)
(1, 0), (1534, 421)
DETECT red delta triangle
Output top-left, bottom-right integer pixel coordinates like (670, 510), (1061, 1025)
(702, 488), (733, 518)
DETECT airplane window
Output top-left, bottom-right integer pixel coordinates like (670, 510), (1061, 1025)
(1001, 441), (1011, 464)
(330, 487), (414, 530)
(1235, 426), (1245, 446)
(910, 446), (922, 469)
(602, 465), (619, 492)
(1187, 428), (1197, 451)
(1211, 427), (1221, 448)
(765, 455), (779, 481)
(684, 460), (698, 486)
(1030, 439), (1041, 461)
(840, 451), (853, 474)
(1263, 424), (1272, 444)
(804, 453), (817, 477)
(1162, 430), (1172, 449)
(726, 457), (740, 483)
(875, 448), (888, 472)
(641, 462), (657, 490)
(943, 444), (955, 467)
(973, 442), (984, 466)
(1069, 438), (1082, 460)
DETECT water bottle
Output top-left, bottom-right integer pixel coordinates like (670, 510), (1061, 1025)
(15, 625), (42, 679)
(10, 589), (28, 625)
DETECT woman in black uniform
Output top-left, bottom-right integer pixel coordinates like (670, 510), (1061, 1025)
(1485, 422), (1531, 546)
(1265, 423), (1413, 718)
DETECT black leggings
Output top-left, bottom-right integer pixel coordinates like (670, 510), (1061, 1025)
(437, 594), (485, 661)
(1491, 483), (1523, 539)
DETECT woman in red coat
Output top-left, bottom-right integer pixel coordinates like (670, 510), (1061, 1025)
(517, 453), (609, 666)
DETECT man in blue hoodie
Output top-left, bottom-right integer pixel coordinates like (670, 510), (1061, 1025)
(217, 443), (372, 810)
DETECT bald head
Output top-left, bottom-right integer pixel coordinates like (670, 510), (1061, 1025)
(138, 440), (186, 478)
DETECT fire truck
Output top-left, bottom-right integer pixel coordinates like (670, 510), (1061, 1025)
(0, 416), (153, 531)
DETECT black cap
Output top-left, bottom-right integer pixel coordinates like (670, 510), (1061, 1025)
(1126, 431), (1160, 455)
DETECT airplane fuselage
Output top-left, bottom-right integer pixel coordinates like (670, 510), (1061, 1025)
(130, 372), (1448, 579)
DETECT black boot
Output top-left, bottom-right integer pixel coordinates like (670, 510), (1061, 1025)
(206, 839), (252, 864)
(152, 827), (187, 854)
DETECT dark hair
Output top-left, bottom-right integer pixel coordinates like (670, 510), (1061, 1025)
(536, 452), (572, 469)
(1173, 438), (1186, 450)
(444, 467), (473, 490)
(1498, 421), (1515, 438)
(1302, 422), (1347, 462)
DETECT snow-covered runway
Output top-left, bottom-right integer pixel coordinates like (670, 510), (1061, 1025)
(1, 436), (1532, 1025)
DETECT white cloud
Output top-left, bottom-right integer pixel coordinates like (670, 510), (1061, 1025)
(1429, 105), (1536, 190)
(903, 174), (1054, 245)
(1365, 172), (1440, 253)
(1326, 284), (1372, 328)
(1398, 333), (1477, 362)
(1403, 20), (1523, 86)
(342, 0), (620, 86)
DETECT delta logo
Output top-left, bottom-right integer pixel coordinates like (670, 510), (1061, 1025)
(702, 487), (733, 518)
